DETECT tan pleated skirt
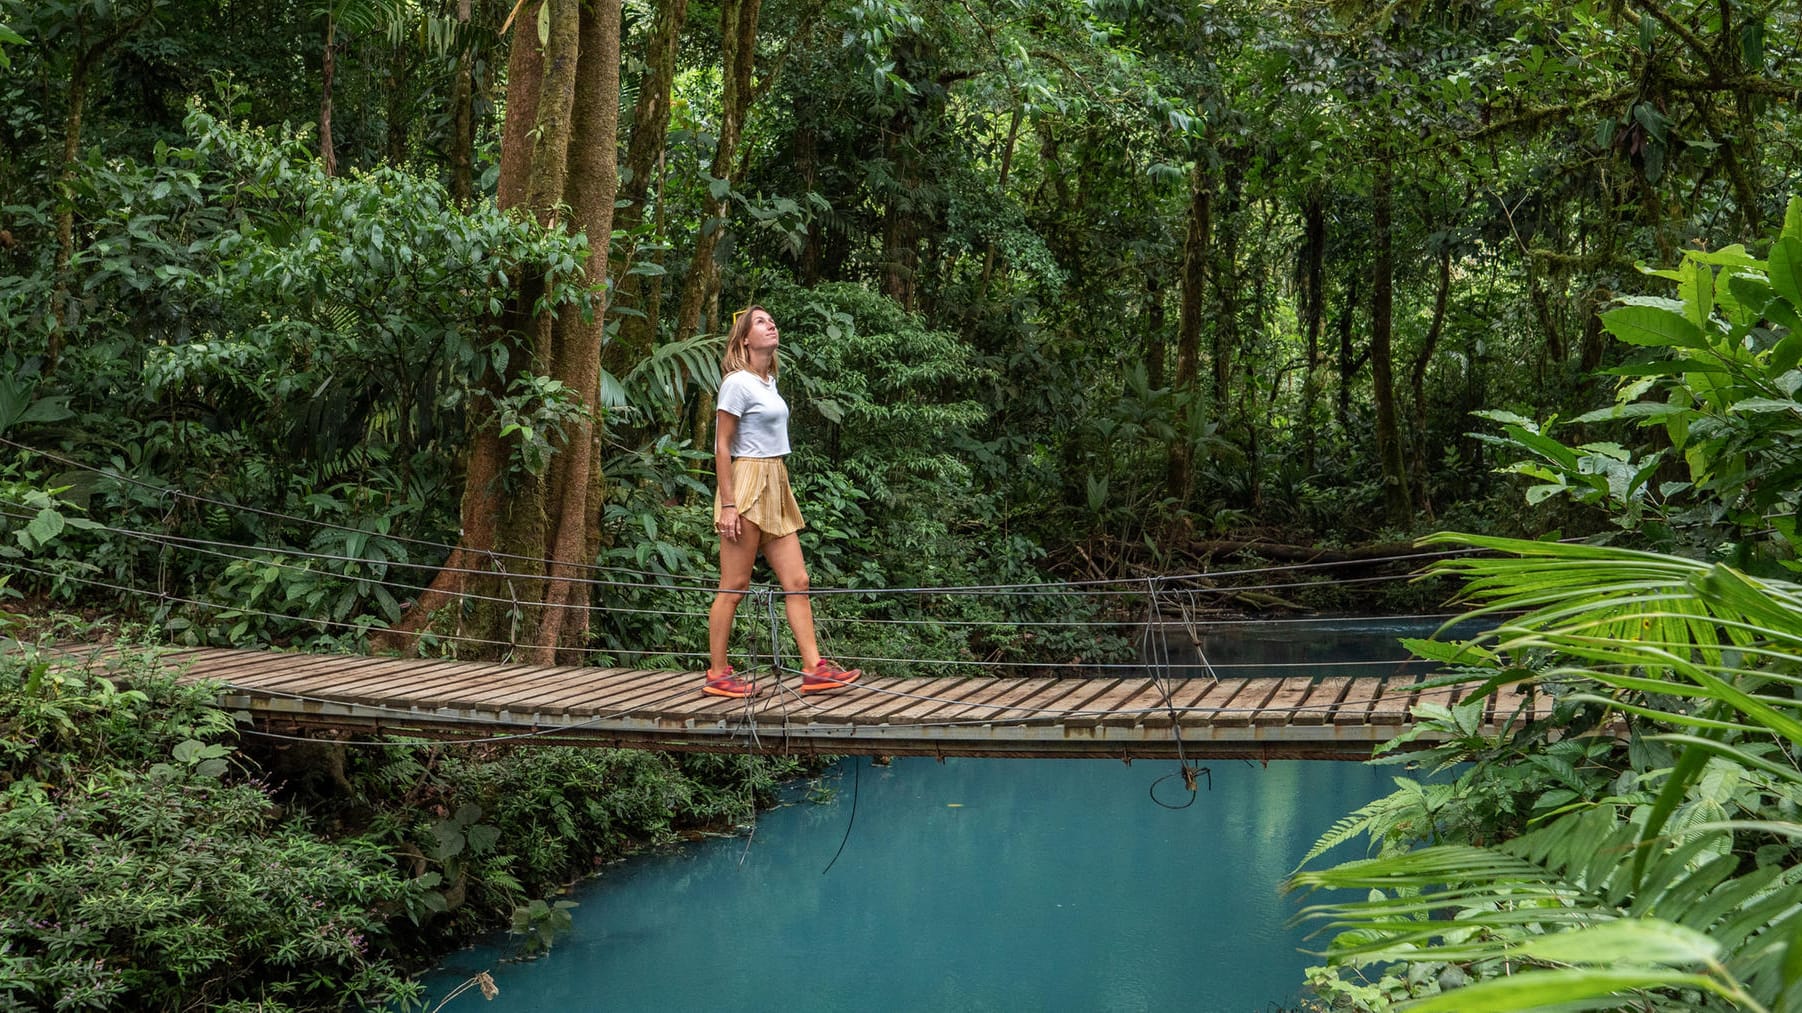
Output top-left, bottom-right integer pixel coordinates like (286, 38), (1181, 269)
(716, 456), (805, 539)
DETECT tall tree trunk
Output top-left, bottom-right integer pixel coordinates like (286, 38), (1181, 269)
(1166, 153), (1211, 502)
(50, 5), (156, 371)
(674, 0), (760, 340)
(795, 93), (823, 286)
(379, 0), (623, 662)
(319, 17), (338, 176)
(51, 58), (90, 373)
(1144, 268), (1165, 390)
(1299, 192), (1325, 472)
(537, 0), (622, 656)
(447, 0), (476, 207)
(609, 0), (690, 371)
(386, 40), (410, 165)
(880, 128), (919, 308)
(448, 53), (473, 203)
(879, 41), (924, 310)
(1369, 156), (1411, 526)
(1210, 152), (1242, 416)
(976, 108), (1023, 307)
(1335, 270), (1361, 432)
(1408, 242), (1451, 514)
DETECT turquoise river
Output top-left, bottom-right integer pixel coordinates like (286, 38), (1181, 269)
(417, 620), (1444, 1012)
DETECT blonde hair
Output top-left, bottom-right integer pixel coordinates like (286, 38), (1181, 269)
(722, 304), (779, 378)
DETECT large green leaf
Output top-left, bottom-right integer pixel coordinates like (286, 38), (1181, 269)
(1403, 969), (1741, 1012)
(1601, 305), (1705, 348)
(1769, 237), (1802, 309)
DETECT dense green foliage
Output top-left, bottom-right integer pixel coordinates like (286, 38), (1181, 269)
(1290, 206), (1802, 1010)
(1, 0), (1801, 1009)
(4, 1), (1793, 621)
(0, 635), (810, 1011)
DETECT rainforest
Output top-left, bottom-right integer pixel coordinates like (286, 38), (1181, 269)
(2, 0), (1801, 1010)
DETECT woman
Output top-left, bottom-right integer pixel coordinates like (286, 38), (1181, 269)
(702, 305), (861, 698)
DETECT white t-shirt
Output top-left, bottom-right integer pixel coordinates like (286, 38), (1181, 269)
(716, 370), (791, 457)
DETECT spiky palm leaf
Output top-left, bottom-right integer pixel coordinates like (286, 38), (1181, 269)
(602, 331), (725, 421)
(1289, 533), (1802, 1011)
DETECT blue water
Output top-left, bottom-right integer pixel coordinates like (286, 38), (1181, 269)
(418, 756), (1396, 1013)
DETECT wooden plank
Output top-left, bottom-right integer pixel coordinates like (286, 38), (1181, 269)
(318, 666), (533, 713)
(905, 678), (1012, 725)
(108, 645), (215, 665)
(678, 684), (789, 722)
(924, 678), (1055, 726)
(175, 645), (280, 667)
(227, 656), (413, 694)
(781, 675), (923, 721)
(983, 680), (1098, 724)
(857, 674), (973, 720)
(133, 649), (250, 683)
(609, 670), (756, 717)
(667, 680), (780, 723)
(826, 677), (984, 724)
(1194, 679), (1282, 729)
(1144, 678), (1239, 729)
(1054, 678), (1129, 721)
(480, 668), (633, 712)
(1064, 677), (1159, 728)
(176, 641), (1491, 757)
(1292, 677), (1352, 726)
(590, 673), (716, 717)
(872, 678), (995, 725)
(218, 662), (403, 699)
(1099, 678), (1177, 729)
(407, 665), (571, 708)
(1488, 682), (1537, 729)
(62, 644), (209, 672)
(1367, 675), (1422, 725)
(282, 658), (472, 698)
(328, 661), (543, 706)
(315, 659), (499, 701)
(1252, 677), (1319, 727)
(1029, 678), (1124, 719)
(1529, 685), (1557, 721)
(561, 669), (694, 713)
(193, 649), (371, 682)
(1333, 677), (1386, 726)
(182, 652), (359, 688)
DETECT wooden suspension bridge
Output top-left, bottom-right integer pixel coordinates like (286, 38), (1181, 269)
(48, 644), (1550, 761)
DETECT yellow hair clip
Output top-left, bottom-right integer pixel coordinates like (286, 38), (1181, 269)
(732, 308), (750, 327)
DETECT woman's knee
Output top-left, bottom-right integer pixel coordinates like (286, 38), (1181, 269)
(715, 578), (751, 596)
(778, 570), (810, 594)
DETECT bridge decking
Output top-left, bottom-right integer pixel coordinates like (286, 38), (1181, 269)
(55, 645), (1547, 760)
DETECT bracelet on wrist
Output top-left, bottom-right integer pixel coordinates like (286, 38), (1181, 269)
(722, 503), (736, 509)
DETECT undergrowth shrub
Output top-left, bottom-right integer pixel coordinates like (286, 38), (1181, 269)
(0, 646), (423, 1011)
(0, 639), (822, 1011)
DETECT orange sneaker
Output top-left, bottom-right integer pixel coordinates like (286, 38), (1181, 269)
(702, 667), (758, 698)
(800, 658), (861, 693)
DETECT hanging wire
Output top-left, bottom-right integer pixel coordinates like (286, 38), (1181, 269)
(820, 758), (861, 875)
(1141, 578), (1207, 811)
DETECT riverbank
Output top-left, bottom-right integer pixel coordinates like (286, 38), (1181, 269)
(0, 637), (816, 1010)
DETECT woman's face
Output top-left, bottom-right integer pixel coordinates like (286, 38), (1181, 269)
(743, 310), (779, 352)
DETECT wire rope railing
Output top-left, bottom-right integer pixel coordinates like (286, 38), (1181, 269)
(2, 436), (1474, 707)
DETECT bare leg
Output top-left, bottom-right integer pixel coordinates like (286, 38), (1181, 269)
(709, 517), (763, 674)
(760, 532), (821, 672)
